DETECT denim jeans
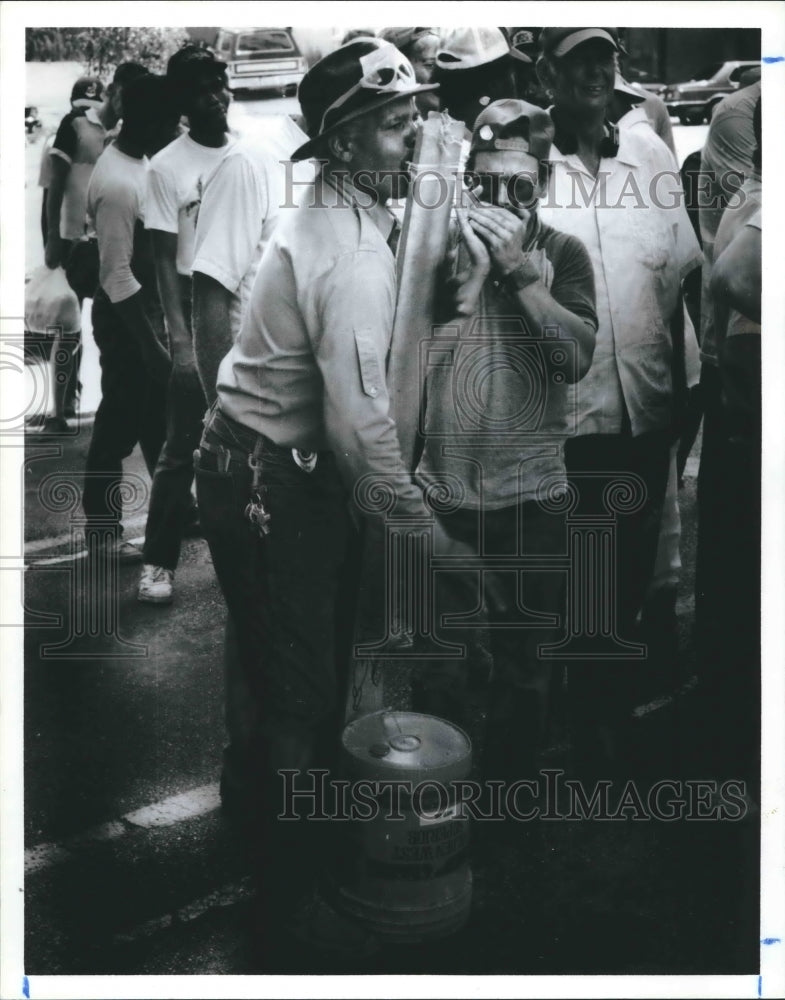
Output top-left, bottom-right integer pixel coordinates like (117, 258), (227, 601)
(194, 404), (358, 798)
(82, 288), (167, 530)
(143, 279), (205, 569)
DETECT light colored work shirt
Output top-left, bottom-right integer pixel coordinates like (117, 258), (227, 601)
(540, 126), (702, 437)
(216, 176), (424, 514)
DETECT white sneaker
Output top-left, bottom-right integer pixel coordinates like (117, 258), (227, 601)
(137, 564), (174, 604)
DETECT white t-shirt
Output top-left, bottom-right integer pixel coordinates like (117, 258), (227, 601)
(192, 115), (315, 338)
(86, 143), (149, 304)
(144, 132), (234, 276)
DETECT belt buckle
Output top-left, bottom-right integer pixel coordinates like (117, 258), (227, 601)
(292, 449), (317, 473)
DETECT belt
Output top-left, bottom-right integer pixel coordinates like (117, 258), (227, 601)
(205, 403), (331, 471)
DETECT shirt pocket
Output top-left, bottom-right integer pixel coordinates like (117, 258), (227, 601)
(354, 328), (383, 399)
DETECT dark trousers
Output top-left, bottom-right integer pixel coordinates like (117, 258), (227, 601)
(412, 500), (567, 779)
(563, 427), (671, 772)
(695, 362), (760, 782)
(194, 404), (357, 790)
(82, 288), (167, 530)
(142, 282), (205, 569)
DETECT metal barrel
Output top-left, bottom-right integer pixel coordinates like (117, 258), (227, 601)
(333, 710), (473, 943)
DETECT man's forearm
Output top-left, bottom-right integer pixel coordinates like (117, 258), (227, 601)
(152, 233), (191, 356)
(45, 167), (66, 251)
(510, 279), (596, 382)
(192, 272), (234, 404)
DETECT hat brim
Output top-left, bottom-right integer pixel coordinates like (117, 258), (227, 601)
(71, 98), (104, 109)
(290, 83), (439, 161)
(509, 47), (533, 65)
(552, 29), (618, 57)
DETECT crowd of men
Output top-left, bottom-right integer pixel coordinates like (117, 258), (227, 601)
(37, 26), (762, 956)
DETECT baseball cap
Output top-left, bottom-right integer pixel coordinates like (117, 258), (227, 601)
(70, 76), (105, 109)
(436, 27), (511, 71)
(291, 38), (438, 161)
(538, 28), (618, 59)
(471, 99), (555, 161)
(378, 27), (438, 54)
(167, 44), (228, 103)
(504, 27), (536, 65)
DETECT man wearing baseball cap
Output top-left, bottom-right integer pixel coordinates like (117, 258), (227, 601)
(135, 45), (234, 600)
(416, 99), (597, 786)
(434, 26), (523, 130)
(536, 28), (703, 778)
(193, 38), (464, 956)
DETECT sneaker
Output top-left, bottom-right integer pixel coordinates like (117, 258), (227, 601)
(137, 564), (174, 604)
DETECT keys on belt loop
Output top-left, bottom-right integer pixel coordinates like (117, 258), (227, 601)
(292, 449), (317, 473)
(245, 439), (271, 538)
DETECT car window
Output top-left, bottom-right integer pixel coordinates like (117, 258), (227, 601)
(690, 62), (724, 81)
(216, 32), (233, 56)
(235, 30), (294, 55)
(728, 64), (756, 82)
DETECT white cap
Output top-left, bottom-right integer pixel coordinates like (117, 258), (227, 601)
(436, 27), (510, 71)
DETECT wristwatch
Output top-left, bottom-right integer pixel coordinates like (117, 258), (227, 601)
(504, 255), (540, 291)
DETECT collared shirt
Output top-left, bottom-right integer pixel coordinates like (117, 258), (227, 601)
(539, 126), (702, 437)
(613, 75), (676, 159)
(216, 175), (425, 514)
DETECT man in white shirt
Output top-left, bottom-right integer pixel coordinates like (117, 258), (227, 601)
(536, 28), (703, 776)
(192, 113), (314, 402)
(82, 75), (180, 561)
(137, 47), (234, 603)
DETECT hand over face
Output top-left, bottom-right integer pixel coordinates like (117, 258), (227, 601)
(467, 204), (529, 277)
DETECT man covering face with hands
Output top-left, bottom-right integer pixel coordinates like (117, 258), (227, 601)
(415, 100), (597, 788)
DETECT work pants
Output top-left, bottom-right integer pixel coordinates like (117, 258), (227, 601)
(142, 280), (205, 569)
(82, 288), (167, 531)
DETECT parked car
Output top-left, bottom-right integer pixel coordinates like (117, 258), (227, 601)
(25, 105), (42, 134)
(211, 27), (307, 94)
(624, 68), (666, 97)
(663, 60), (761, 124)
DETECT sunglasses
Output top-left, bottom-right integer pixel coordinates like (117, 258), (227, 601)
(320, 45), (418, 132)
(466, 171), (539, 209)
